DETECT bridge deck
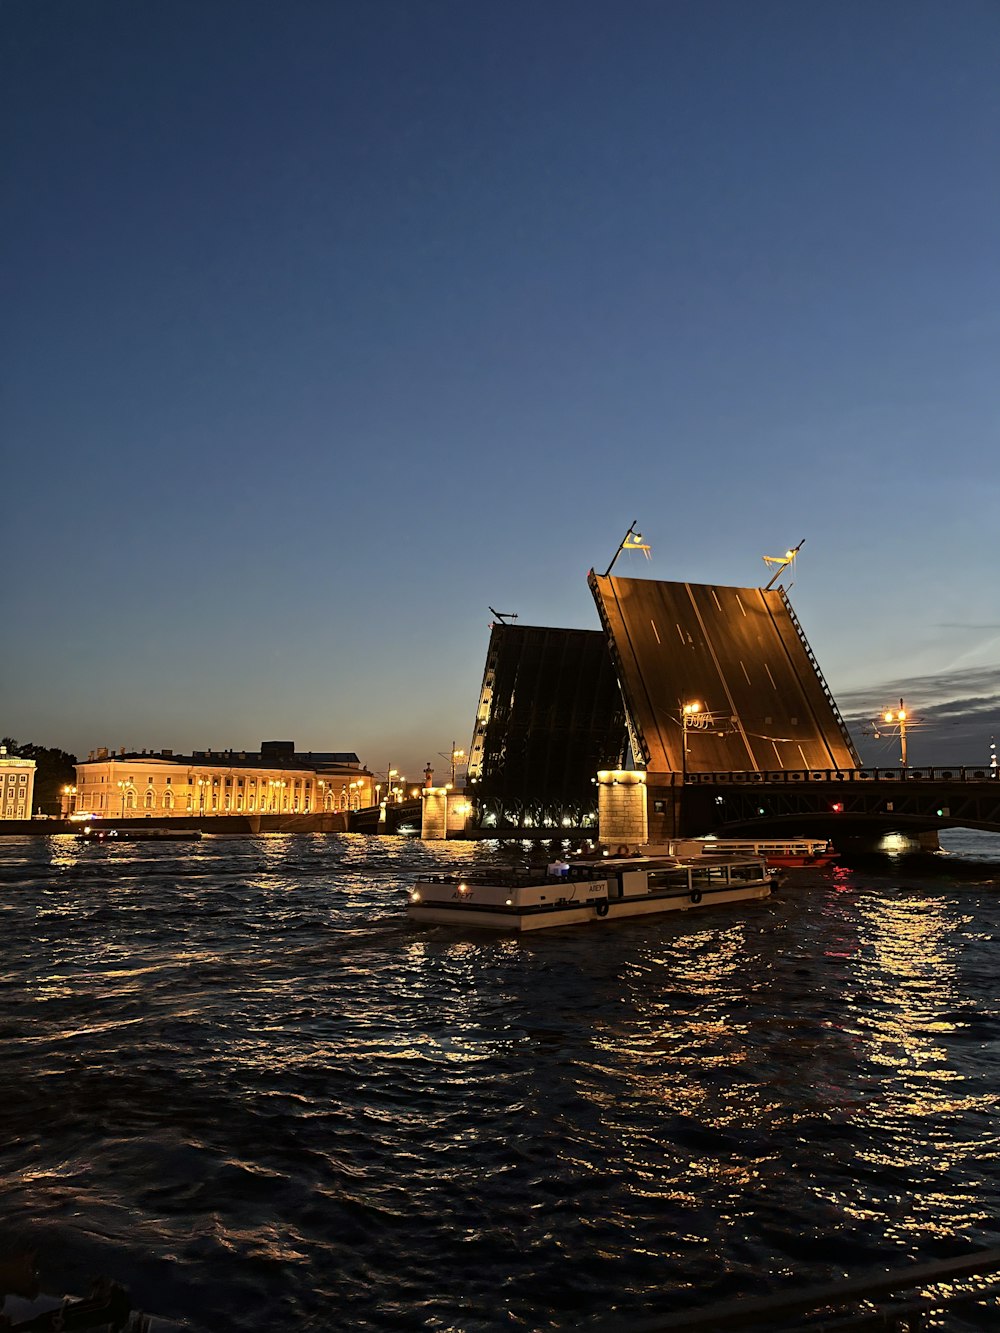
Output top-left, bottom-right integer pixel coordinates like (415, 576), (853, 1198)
(589, 574), (859, 775)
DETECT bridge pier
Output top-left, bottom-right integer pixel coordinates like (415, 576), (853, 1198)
(421, 788), (472, 839)
(597, 769), (648, 848)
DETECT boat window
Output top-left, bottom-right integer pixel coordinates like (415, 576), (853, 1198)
(691, 865), (728, 884)
(729, 863), (761, 881)
(646, 869), (689, 891)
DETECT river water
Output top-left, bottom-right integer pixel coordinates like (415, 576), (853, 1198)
(2, 830), (999, 1330)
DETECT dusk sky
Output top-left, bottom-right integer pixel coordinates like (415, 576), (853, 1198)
(5, 0), (999, 777)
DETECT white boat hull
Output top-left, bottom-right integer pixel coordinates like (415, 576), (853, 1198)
(407, 857), (772, 932)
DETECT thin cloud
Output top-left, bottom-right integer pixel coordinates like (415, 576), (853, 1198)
(835, 664), (1000, 764)
(837, 664), (1000, 713)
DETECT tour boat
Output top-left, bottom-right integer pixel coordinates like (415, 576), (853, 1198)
(407, 851), (773, 932)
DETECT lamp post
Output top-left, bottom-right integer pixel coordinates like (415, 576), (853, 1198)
(387, 768), (398, 804)
(117, 779), (134, 818)
(450, 744), (465, 786)
(61, 784), (77, 819)
(883, 700), (908, 768)
(680, 701), (702, 784)
(197, 776), (209, 818)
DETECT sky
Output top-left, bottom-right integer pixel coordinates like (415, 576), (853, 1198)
(4, 0), (999, 778)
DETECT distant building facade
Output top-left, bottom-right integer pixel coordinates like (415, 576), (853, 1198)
(72, 741), (374, 819)
(0, 746), (36, 820)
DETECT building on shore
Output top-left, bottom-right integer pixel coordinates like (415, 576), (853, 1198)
(72, 740), (375, 819)
(0, 746), (36, 820)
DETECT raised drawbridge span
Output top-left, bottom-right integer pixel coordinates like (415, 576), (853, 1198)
(588, 572), (859, 777)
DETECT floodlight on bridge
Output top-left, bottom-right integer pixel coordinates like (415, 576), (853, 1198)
(762, 538), (805, 590)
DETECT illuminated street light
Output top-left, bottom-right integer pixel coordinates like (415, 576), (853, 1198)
(61, 784), (77, 819)
(117, 778), (134, 818)
(437, 742), (467, 786)
(882, 699), (909, 768)
(680, 701), (703, 784)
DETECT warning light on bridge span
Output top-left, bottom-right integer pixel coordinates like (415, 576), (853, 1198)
(831, 802), (844, 812)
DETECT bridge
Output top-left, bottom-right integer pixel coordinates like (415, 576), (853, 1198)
(458, 566), (997, 842)
(679, 765), (1000, 842)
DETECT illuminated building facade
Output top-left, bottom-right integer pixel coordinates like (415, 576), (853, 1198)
(72, 741), (374, 819)
(0, 746), (36, 820)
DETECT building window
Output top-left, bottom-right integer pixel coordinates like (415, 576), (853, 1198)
(144, 790), (155, 809)
(163, 790), (174, 810)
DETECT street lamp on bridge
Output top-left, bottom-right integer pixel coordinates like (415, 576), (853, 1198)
(680, 701), (703, 783)
(881, 700), (909, 768)
(438, 743), (467, 786)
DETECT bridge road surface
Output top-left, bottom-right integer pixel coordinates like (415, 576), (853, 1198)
(589, 574), (859, 775)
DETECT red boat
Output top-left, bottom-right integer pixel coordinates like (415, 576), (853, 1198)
(695, 838), (838, 868)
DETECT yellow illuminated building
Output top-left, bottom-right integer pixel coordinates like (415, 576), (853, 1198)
(72, 741), (374, 819)
(0, 745), (36, 820)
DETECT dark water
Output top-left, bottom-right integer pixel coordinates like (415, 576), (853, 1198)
(2, 830), (1000, 1330)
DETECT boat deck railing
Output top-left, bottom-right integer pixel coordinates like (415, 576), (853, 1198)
(588, 1246), (1000, 1332)
(419, 865), (612, 888)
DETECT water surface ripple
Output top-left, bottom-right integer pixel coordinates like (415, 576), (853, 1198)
(2, 832), (1000, 1330)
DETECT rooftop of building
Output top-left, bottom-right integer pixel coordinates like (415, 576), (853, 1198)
(0, 746), (36, 767)
(79, 742), (365, 772)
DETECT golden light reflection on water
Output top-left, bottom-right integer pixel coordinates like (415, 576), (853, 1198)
(591, 924), (755, 1115)
(811, 887), (1000, 1239)
(853, 893), (965, 1095)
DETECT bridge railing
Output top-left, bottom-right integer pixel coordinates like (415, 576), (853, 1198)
(686, 766), (998, 784)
